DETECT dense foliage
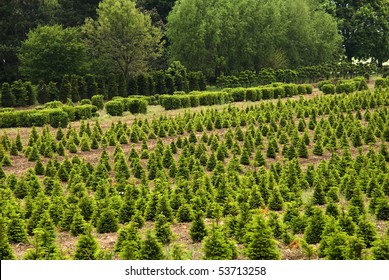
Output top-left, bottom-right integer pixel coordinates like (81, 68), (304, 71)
(1, 84), (389, 259)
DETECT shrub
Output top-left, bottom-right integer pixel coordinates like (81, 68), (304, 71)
(91, 95), (104, 110)
(48, 109), (69, 128)
(322, 84), (335, 94)
(261, 87), (274, 99)
(44, 101), (63, 109)
(297, 84), (307, 95)
(273, 86), (285, 98)
(305, 84), (313, 94)
(375, 78), (389, 89)
(230, 88), (245, 102)
(189, 95), (199, 107)
(179, 95), (190, 108)
(126, 98), (148, 114)
(358, 79), (369, 91)
(336, 81), (356, 94)
(283, 84), (298, 97)
(80, 99), (91, 105)
(74, 105), (93, 120)
(105, 100), (124, 116)
(160, 95), (181, 110)
(318, 80), (332, 90)
(245, 88), (257, 101)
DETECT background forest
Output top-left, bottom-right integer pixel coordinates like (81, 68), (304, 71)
(1, 0), (388, 84)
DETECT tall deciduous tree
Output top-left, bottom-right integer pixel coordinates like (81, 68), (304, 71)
(18, 24), (88, 82)
(167, 0), (342, 77)
(330, 0), (389, 66)
(83, 0), (163, 83)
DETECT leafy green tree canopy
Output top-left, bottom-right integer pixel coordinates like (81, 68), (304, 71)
(18, 24), (88, 82)
(167, 0), (342, 77)
(83, 0), (164, 82)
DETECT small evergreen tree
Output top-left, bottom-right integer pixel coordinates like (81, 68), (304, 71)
(268, 186), (284, 211)
(97, 208), (119, 234)
(7, 211), (28, 244)
(189, 211), (207, 242)
(312, 179), (326, 205)
(74, 225), (98, 260)
(0, 215), (16, 260)
(357, 215), (377, 248)
(304, 208), (326, 244)
(203, 224), (236, 260)
(372, 236), (389, 260)
(139, 231), (165, 260)
(70, 209), (87, 236)
(177, 203), (193, 222)
(154, 214), (174, 245)
(244, 214), (280, 260)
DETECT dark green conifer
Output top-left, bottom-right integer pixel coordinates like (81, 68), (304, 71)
(154, 214), (174, 245)
(97, 208), (119, 233)
(7, 210), (28, 244)
(139, 231), (164, 260)
(268, 186), (284, 211)
(304, 207), (326, 244)
(372, 235), (389, 260)
(189, 211), (207, 242)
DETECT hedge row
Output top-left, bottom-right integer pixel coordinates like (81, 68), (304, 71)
(159, 83), (312, 110)
(105, 97), (148, 116)
(0, 104), (95, 128)
(375, 78), (389, 89)
(159, 91), (230, 110)
(319, 77), (368, 95)
(216, 63), (376, 88)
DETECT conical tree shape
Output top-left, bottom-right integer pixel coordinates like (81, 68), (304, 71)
(23, 227), (60, 260)
(189, 211), (207, 242)
(139, 231), (165, 260)
(268, 185), (284, 211)
(372, 235), (389, 260)
(156, 193), (174, 223)
(203, 224), (236, 260)
(244, 214), (280, 260)
(115, 221), (141, 254)
(324, 230), (348, 260)
(312, 178), (326, 205)
(0, 215), (16, 260)
(70, 208), (87, 236)
(154, 214), (173, 245)
(357, 215), (377, 248)
(74, 225), (98, 260)
(97, 208), (119, 233)
(7, 210), (28, 244)
(304, 207), (326, 244)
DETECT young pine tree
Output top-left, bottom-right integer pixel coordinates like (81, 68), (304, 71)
(139, 230), (165, 260)
(304, 208), (326, 244)
(244, 214), (280, 260)
(7, 210), (28, 244)
(74, 225), (98, 260)
(154, 214), (174, 245)
(189, 211), (207, 242)
(203, 224), (236, 260)
(0, 215), (16, 260)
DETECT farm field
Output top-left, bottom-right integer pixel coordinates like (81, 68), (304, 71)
(1, 78), (389, 260)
